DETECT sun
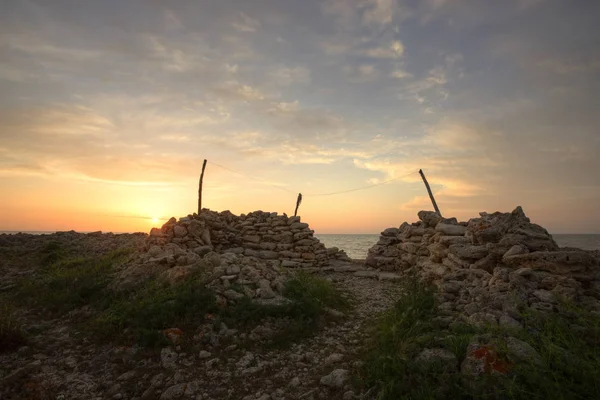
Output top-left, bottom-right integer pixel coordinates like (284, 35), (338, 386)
(151, 217), (159, 224)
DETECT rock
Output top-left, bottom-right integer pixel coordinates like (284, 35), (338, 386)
(323, 353), (344, 366)
(198, 350), (211, 359)
(205, 358), (219, 368)
(449, 244), (488, 260)
(442, 281), (462, 294)
(289, 377), (301, 387)
(173, 225), (188, 238)
(236, 352), (255, 369)
(159, 383), (186, 399)
(505, 337), (543, 366)
(378, 272), (401, 281)
(499, 315), (523, 330)
(194, 246), (213, 257)
(504, 250), (595, 275)
(320, 369), (349, 388)
(258, 279), (276, 299)
(415, 348), (458, 372)
(418, 211), (443, 228)
(162, 328), (184, 344)
(343, 391), (356, 400)
(223, 289), (244, 300)
(436, 223), (467, 236)
(468, 312), (498, 328)
(290, 222), (309, 230)
(503, 244), (529, 259)
(382, 227), (400, 236)
(533, 289), (556, 303)
(461, 340), (511, 376)
(160, 347), (178, 369)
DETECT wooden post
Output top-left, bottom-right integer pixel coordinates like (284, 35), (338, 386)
(418, 169), (442, 217)
(294, 193), (302, 217)
(198, 159), (207, 214)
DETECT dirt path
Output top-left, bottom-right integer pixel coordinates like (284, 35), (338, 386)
(1, 266), (402, 400)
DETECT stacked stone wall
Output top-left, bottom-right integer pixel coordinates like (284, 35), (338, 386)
(367, 207), (600, 327)
(145, 209), (349, 269)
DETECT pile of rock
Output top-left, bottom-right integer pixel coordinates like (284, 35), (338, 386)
(367, 207), (600, 326)
(146, 210), (349, 268)
(115, 210), (350, 305)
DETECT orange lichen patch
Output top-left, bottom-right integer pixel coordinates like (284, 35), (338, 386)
(472, 345), (512, 374)
(163, 328), (184, 344)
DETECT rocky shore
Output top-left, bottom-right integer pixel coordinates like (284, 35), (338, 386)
(366, 206), (600, 326)
(1, 207), (599, 399)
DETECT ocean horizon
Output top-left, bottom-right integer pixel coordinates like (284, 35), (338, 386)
(3, 230), (599, 260)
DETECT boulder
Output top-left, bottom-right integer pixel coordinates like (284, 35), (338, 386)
(436, 223), (467, 236)
(417, 211), (443, 228)
(320, 369), (349, 388)
(414, 348), (458, 372)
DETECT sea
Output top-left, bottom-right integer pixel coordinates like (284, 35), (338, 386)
(1, 231), (599, 260)
(315, 234), (600, 260)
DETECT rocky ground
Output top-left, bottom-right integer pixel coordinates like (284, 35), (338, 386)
(3, 207), (600, 400)
(0, 231), (402, 400)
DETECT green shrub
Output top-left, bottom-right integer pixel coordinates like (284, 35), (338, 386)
(221, 272), (351, 348)
(18, 249), (131, 313)
(359, 277), (600, 400)
(0, 301), (27, 353)
(359, 276), (441, 399)
(502, 305), (600, 399)
(89, 273), (217, 347)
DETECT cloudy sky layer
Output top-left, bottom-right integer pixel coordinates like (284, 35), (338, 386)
(1, 0), (599, 233)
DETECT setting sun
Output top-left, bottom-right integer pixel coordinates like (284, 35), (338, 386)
(151, 217), (159, 225)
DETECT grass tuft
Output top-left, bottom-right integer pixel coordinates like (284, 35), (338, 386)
(222, 272), (352, 348)
(88, 272), (217, 347)
(359, 276), (441, 399)
(0, 301), (27, 353)
(18, 249), (132, 313)
(358, 277), (600, 400)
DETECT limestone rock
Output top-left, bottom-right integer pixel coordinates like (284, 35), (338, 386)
(505, 337), (543, 366)
(415, 348), (458, 372)
(436, 223), (467, 236)
(418, 211), (442, 228)
(320, 369), (349, 388)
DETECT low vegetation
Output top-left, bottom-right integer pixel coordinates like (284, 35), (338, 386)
(0, 301), (27, 353)
(358, 277), (600, 400)
(8, 248), (350, 349)
(89, 271), (218, 347)
(222, 272), (352, 348)
(17, 248), (132, 313)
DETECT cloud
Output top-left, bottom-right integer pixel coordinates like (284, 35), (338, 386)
(390, 68), (412, 79)
(362, 40), (405, 59)
(343, 64), (380, 82)
(270, 66), (311, 86)
(210, 82), (268, 102)
(232, 12), (261, 32)
(361, 0), (395, 28)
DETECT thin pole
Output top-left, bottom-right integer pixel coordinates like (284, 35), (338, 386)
(418, 169), (442, 217)
(198, 159), (207, 214)
(294, 193), (302, 217)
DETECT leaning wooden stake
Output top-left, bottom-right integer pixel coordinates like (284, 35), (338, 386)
(294, 193), (303, 217)
(198, 159), (207, 214)
(418, 169), (442, 217)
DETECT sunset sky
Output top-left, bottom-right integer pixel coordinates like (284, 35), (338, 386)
(1, 0), (599, 234)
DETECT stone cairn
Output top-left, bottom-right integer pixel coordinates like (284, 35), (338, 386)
(116, 209), (349, 305)
(366, 206), (600, 328)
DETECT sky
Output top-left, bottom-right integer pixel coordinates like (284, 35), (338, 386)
(0, 0), (599, 234)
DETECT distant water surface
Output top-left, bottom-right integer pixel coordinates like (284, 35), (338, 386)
(552, 234), (600, 251)
(317, 233), (600, 260)
(2, 231), (599, 259)
(315, 234), (379, 259)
